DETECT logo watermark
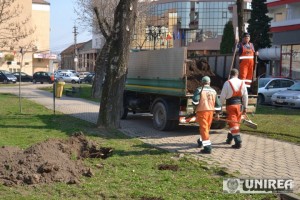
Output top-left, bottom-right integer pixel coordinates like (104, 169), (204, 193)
(223, 178), (294, 193)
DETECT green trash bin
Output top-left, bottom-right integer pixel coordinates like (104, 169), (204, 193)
(55, 81), (65, 98)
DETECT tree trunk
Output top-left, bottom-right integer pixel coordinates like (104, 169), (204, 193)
(92, 41), (111, 98)
(237, 0), (244, 40)
(97, 0), (138, 129)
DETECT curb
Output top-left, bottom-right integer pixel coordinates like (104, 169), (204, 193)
(280, 193), (300, 200)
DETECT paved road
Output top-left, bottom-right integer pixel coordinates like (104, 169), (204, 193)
(1, 84), (300, 193)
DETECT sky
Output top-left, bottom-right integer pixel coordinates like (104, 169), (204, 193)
(49, 0), (92, 54)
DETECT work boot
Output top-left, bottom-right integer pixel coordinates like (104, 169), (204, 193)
(197, 138), (203, 148)
(200, 145), (212, 154)
(225, 132), (233, 144)
(232, 135), (242, 149)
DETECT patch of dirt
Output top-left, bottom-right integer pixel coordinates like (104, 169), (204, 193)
(0, 132), (113, 186)
(141, 197), (164, 200)
(158, 164), (179, 171)
(186, 58), (226, 94)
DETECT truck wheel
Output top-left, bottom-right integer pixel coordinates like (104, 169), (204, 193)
(210, 120), (227, 129)
(152, 102), (175, 131)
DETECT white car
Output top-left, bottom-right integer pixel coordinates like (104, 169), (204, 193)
(271, 82), (300, 108)
(258, 78), (296, 104)
(55, 69), (79, 77)
(78, 72), (91, 81)
(55, 72), (80, 84)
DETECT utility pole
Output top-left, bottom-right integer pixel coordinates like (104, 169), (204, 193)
(73, 26), (78, 71)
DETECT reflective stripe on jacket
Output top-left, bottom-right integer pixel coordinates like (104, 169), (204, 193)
(239, 43), (254, 60)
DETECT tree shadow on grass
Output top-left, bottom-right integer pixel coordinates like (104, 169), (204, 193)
(0, 113), (128, 140)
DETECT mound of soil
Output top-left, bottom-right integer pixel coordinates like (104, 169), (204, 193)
(186, 58), (225, 94)
(158, 164), (178, 171)
(141, 197), (164, 200)
(0, 132), (113, 186)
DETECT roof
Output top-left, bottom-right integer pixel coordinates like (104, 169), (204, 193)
(60, 42), (87, 55)
(32, 0), (50, 5)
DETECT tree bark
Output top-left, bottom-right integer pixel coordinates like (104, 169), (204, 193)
(91, 41), (111, 98)
(237, 0), (244, 40)
(97, 0), (138, 128)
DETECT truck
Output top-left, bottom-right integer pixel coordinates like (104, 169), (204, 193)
(122, 47), (257, 131)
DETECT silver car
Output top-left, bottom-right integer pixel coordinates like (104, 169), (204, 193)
(258, 78), (296, 104)
(55, 72), (80, 84)
(271, 82), (300, 108)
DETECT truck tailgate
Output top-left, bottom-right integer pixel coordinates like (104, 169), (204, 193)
(126, 48), (188, 97)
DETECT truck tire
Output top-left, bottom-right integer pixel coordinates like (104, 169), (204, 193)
(210, 120), (227, 129)
(152, 102), (175, 131)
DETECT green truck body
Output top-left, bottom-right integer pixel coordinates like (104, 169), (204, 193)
(123, 47), (257, 131)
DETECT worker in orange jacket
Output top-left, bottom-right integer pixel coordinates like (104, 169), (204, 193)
(236, 33), (259, 88)
(192, 76), (222, 154)
(219, 69), (248, 149)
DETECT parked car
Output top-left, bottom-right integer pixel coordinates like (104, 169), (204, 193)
(0, 70), (17, 83)
(79, 72), (91, 81)
(56, 69), (79, 77)
(83, 73), (95, 84)
(55, 72), (80, 84)
(12, 72), (33, 82)
(271, 82), (300, 108)
(33, 71), (54, 84)
(257, 77), (296, 104)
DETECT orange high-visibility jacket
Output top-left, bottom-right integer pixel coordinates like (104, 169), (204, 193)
(192, 85), (221, 112)
(239, 42), (255, 60)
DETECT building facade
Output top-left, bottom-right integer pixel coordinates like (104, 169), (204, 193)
(32, 0), (57, 73)
(77, 0), (253, 72)
(132, 0), (252, 56)
(266, 0), (300, 80)
(60, 40), (98, 72)
(0, 0), (53, 75)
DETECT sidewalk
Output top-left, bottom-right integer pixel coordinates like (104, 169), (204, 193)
(1, 84), (300, 193)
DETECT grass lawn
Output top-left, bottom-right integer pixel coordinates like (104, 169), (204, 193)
(40, 83), (100, 102)
(241, 105), (300, 144)
(0, 93), (277, 200)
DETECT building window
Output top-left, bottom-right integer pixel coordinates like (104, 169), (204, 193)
(274, 13), (284, 22)
(133, 1), (235, 51)
(281, 45), (300, 79)
(222, 11), (227, 18)
(292, 45), (300, 80)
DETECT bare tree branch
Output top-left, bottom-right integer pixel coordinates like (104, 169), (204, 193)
(93, 7), (110, 40)
(0, 0), (35, 48)
(74, 0), (118, 38)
